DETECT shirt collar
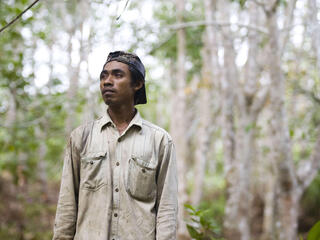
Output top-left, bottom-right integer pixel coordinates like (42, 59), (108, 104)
(99, 108), (143, 131)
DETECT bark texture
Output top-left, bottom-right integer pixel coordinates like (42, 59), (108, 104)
(191, 0), (220, 207)
(221, 2), (269, 239)
(172, 0), (190, 239)
(191, 51), (211, 206)
(65, 0), (89, 136)
(266, 4), (298, 239)
(220, 1), (237, 237)
(309, 0), (320, 72)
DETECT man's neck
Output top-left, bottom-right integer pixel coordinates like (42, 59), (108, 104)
(107, 104), (136, 134)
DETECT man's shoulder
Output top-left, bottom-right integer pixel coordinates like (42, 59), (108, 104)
(69, 117), (102, 142)
(141, 119), (172, 143)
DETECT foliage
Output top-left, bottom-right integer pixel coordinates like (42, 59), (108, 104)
(299, 175), (320, 232)
(0, 0), (39, 183)
(230, 0), (288, 8)
(230, 0), (247, 8)
(185, 204), (224, 240)
(307, 221), (320, 240)
(0, 177), (56, 240)
(0, 0), (320, 239)
(152, 0), (205, 82)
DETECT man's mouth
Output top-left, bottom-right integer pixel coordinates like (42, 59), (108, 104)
(102, 89), (116, 95)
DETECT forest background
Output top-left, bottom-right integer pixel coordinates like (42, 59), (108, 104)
(0, 0), (320, 239)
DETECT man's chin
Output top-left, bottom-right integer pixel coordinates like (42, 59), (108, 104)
(102, 96), (113, 105)
(103, 98), (112, 106)
(104, 99), (119, 107)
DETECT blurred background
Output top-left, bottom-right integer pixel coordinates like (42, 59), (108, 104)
(0, 0), (320, 239)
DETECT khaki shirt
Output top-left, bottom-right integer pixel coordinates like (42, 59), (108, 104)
(53, 110), (178, 240)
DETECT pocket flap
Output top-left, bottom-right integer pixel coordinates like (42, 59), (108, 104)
(81, 152), (107, 161)
(131, 157), (156, 170)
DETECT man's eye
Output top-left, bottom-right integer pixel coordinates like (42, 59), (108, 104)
(115, 73), (122, 77)
(100, 73), (107, 80)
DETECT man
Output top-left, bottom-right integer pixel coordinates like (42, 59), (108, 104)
(53, 51), (178, 240)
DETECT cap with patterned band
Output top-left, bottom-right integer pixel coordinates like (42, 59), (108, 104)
(103, 51), (147, 105)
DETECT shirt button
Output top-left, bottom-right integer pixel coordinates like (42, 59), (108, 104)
(116, 162), (120, 166)
(114, 213), (118, 217)
(115, 188), (119, 192)
(90, 160), (93, 165)
(142, 168), (146, 173)
(117, 138), (121, 142)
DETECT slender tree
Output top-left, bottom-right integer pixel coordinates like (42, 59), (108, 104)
(171, 0), (190, 239)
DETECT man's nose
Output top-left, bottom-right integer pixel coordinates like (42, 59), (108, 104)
(103, 75), (113, 86)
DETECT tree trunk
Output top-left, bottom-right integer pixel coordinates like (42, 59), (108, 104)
(5, 89), (17, 128)
(279, 0), (298, 57)
(191, 0), (220, 207)
(236, 114), (257, 240)
(5, 89), (28, 187)
(236, 3), (261, 239)
(81, 26), (98, 124)
(35, 125), (48, 199)
(65, 28), (77, 136)
(308, 0), (320, 72)
(266, 6), (298, 240)
(220, 2), (238, 236)
(261, 170), (276, 240)
(65, 21), (85, 136)
(191, 52), (211, 206)
(171, 0), (189, 239)
(221, 2), (270, 239)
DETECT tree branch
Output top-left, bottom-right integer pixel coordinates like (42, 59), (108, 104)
(264, 0), (281, 16)
(116, 0), (131, 20)
(147, 32), (176, 55)
(251, 86), (270, 116)
(0, 0), (41, 34)
(296, 131), (320, 194)
(168, 20), (268, 34)
(280, 0), (298, 57)
(252, 0), (267, 10)
(294, 85), (320, 105)
(271, 0), (281, 13)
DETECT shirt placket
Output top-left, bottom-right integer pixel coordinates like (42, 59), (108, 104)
(110, 127), (123, 240)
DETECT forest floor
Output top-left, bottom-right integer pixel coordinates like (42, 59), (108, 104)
(0, 173), (58, 240)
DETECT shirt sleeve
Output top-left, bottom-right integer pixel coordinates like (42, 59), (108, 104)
(53, 133), (80, 240)
(156, 140), (178, 240)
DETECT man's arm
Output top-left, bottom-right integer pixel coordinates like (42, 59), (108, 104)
(53, 133), (80, 240)
(156, 140), (178, 240)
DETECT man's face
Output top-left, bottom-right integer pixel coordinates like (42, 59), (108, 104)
(100, 61), (140, 106)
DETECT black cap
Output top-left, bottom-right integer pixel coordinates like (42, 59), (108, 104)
(104, 51), (147, 105)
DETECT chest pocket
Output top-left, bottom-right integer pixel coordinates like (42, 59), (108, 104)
(80, 152), (108, 191)
(125, 156), (157, 201)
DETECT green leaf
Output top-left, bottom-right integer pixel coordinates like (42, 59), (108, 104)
(195, 210), (202, 216)
(245, 123), (254, 133)
(290, 128), (294, 137)
(280, 0), (288, 7)
(185, 204), (196, 213)
(307, 221), (320, 240)
(37, 31), (46, 40)
(230, 0), (247, 8)
(186, 224), (202, 239)
(200, 215), (206, 227)
(239, 0), (247, 7)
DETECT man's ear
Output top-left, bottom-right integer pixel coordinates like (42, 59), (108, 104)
(133, 80), (144, 92)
